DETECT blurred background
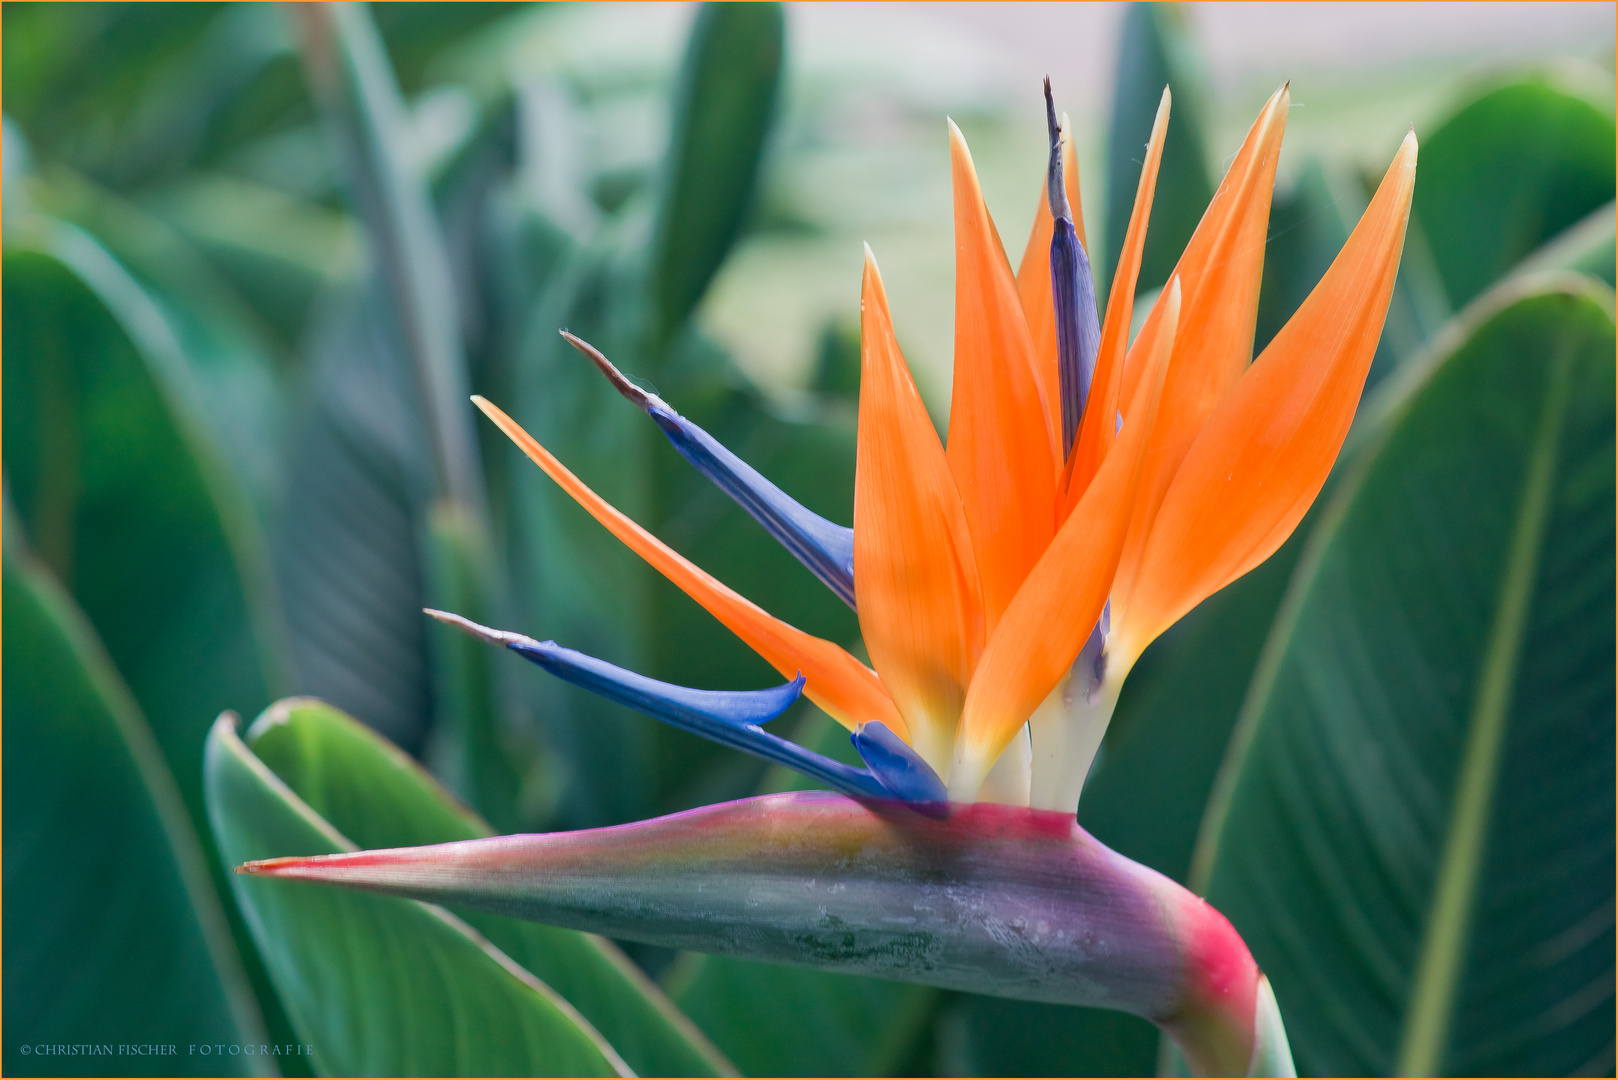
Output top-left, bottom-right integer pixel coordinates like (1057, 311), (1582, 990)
(5, 3), (1614, 1077)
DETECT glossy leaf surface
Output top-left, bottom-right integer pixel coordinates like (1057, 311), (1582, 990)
(1414, 78), (1616, 307)
(204, 712), (630, 1077)
(1195, 278), (1616, 1076)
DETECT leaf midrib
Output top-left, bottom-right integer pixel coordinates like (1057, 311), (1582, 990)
(1393, 341), (1578, 1077)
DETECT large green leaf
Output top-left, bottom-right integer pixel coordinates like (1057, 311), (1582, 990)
(3, 537), (263, 1077)
(1103, 1), (1214, 295)
(1193, 276), (1616, 1076)
(204, 710), (631, 1077)
(241, 697), (733, 1077)
(648, 1), (784, 346)
(2, 233), (280, 844)
(1414, 77), (1616, 309)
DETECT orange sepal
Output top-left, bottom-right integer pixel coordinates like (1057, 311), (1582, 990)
(1110, 84), (1290, 619)
(1112, 133), (1418, 664)
(946, 120), (1059, 636)
(855, 248), (985, 771)
(955, 279), (1181, 788)
(1016, 123), (1085, 440)
(1064, 87), (1171, 513)
(472, 395), (908, 740)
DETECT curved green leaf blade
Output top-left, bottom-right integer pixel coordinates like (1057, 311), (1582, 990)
(204, 712), (630, 1077)
(1193, 276), (1616, 1076)
(3, 538), (263, 1077)
(1415, 77), (1616, 308)
(2, 238), (281, 835)
(1104, 1), (1214, 295)
(649, 1), (784, 346)
(242, 697), (732, 1077)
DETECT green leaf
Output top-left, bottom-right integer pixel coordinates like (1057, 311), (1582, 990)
(931, 993), (1155, 1079)
(649, 1), (784, 347)
(1103, 1), (1214, 295)
(422, 501), (533, 831)
(1414, 77), (1617, 308)
(1, 5), (298, 190)
(1, 233), (280, 848)
(240, 697), (732, 1077)
(3, 535), (264, 1077)
(668, 953), (937, 1078)
(1193, 276), (1616, 1076)
(204, 710), (632, 1077)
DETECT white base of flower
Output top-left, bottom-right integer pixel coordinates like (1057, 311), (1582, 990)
(1027, 653), (1126, 814)
(976, 722), (1032, 806)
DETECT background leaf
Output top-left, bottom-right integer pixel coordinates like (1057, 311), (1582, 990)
(3, 533), (263, 1077)
(649, 2), (784, 348)
(3, 237), (283, 833)
(204, 710), (632, 1078)
(1193, 277), (1616, 1076)
(1413, 76), (1616, 308)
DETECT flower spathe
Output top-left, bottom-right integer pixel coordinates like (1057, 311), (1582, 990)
(454, 83), (1417, 814)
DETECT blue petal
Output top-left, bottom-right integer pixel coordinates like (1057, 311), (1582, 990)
(564, 331), (857, 610)
(1045, 82), (1103, 458)
(506, 637), (899, 804)
(851, 721), (948, 809)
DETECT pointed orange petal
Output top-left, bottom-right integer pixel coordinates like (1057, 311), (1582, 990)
(1017, 124), (1086, 442)
(1113, 133), (1418, 664)
(855, 248), (984, 771)
(946, 120), (1059, 635)
(472, 395), (907, 740)
(1063, 87), (1170, 513)
(1110, 83), (1290, 622)
(954, 279), (1181, 794)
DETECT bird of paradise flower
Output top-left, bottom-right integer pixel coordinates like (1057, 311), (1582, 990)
(244, 82), (1416, 1076)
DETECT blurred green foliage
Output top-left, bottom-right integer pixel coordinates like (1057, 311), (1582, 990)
(5, 2), (1613, 1076)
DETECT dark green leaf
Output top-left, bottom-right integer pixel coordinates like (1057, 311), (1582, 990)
(3, 536), (263, 1077)
(204, 711), (631, 1077)
(2, 5), (311, 191)
(1104, 1), (1215, 295)
(1414, 77), (1616, 308)
(2, 235), (280, 848)
(668, 954), (937, 1078)
(1193, 277), (1616, 1076)
(649, 2), (784, 347)
(931, 993), (1156, 1079)
(241, 697), (732, 1077)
